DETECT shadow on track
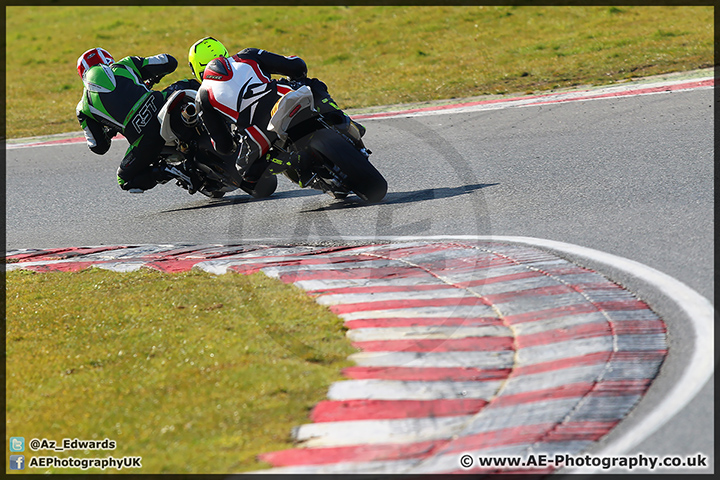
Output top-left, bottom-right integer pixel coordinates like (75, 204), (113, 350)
(160, 182), (498, 214)
(159, 188), (322, 213)
(300, 182), (499, 212)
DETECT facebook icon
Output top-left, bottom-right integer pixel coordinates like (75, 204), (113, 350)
(10, 455), (25, 470)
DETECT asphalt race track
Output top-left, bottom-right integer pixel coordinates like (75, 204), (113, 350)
(6, 71), (714, 473)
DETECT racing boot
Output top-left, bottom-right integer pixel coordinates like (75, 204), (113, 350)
(265, 150), (306, 175)
(161, 162), (200, 194)
(263, 149), (317, 188)
(288, 77), (368, 146)
(309, 83), (367, 144)
(118, 166), (171, 193)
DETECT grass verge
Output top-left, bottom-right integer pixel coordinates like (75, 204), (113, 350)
(5, 5), (714, 139)
(5, 268), (356, 474)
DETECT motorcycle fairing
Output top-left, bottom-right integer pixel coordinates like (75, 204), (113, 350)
(158, 89), (198, 144)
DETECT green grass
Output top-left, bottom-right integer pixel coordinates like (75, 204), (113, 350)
(5, 5), (714, 139)
(5, 269), (356, 474)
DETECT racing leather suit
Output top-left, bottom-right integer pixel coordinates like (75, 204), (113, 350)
(197, 48), (343, 182)
(76, 54), (199, 191)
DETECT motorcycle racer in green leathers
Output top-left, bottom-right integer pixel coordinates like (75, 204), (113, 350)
(75, 47), (199, 193)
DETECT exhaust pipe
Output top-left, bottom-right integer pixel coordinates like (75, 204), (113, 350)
(181, 103), (198, 127)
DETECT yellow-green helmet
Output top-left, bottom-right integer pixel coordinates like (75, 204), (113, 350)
(188, 36), (229, 82)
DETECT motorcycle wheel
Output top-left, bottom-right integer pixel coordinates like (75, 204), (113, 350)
(240, 174), (278, 199)
(308, 129), (387, 203)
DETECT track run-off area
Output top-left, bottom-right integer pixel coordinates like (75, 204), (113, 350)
(6, 69), (714, 474)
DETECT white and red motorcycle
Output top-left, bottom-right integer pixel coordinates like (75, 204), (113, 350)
(155, 83), (387, 203)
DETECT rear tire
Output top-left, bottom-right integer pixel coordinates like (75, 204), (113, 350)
(308, 129), (387, 203)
